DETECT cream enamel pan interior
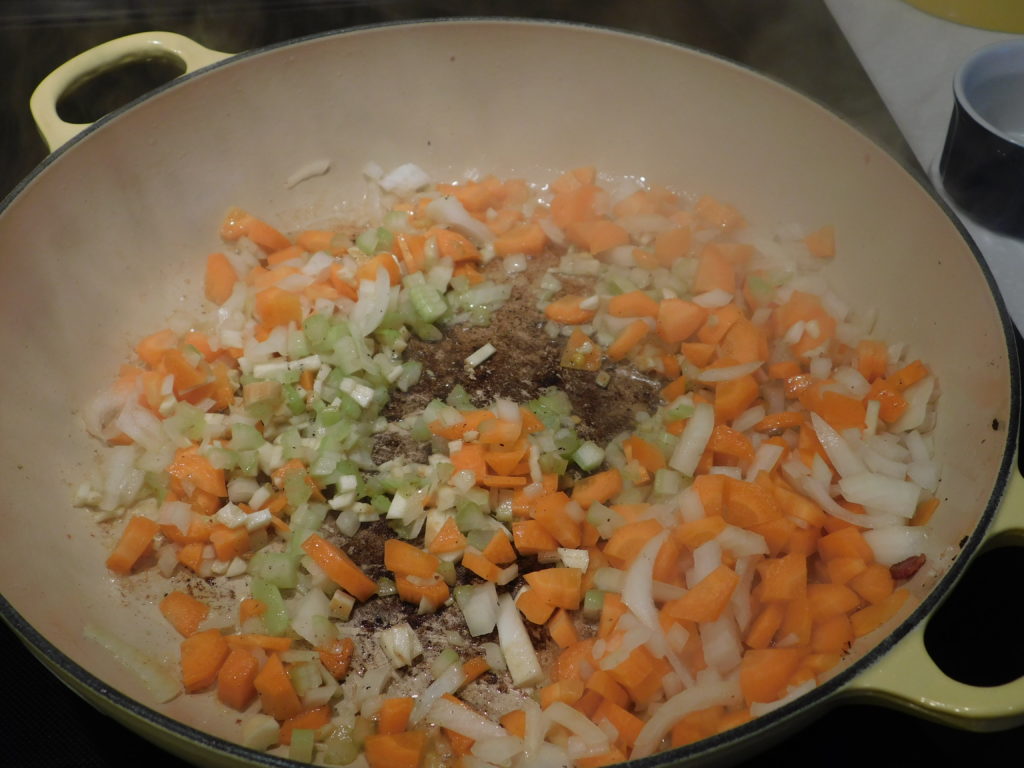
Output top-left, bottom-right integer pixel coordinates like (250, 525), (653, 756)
(2, 19), (1023, 768)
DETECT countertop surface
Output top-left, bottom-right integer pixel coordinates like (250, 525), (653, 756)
(2, 2), (1023, 767)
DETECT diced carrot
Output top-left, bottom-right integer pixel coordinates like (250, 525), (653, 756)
(429, 517), (468, 555)
(673, 516), (727, 551)
(461, 656), (490, 686)
(239, 598), (266, 624)
(607, 319), (649, 362)
(512, 520), (559, 555)
(551, 183), (598, 228)
(855, 339), (888, 382)
(547, 608), (580, 648)
(209, 525), (250, 562)
(595, 699), (645, 748)
(623, 435), (666, 475)
(577, 748), (629, 768)
(681, 341), (716, 367)
(301, 533), (378, 602)
(744, 602), (785, 650)
(891, 360), (929, 390)
(714, 375), (760, 423)
(663, 565), (739, 623)
(693, 244), (738, 294)
(462, 550), (503, 582)
(159, 590), (209, 638)
(811, 614), (853, 654)
(546, 294), (597, 325)
(494, 221), (547, 257)
(432, 227), (482, 263)
(774, 291), (836, 358)
(753, 411), (805, 433)
(694, 196), (745, 231)
(396, 573), (450, 608)
(243, 215), (292, 253)
(217, 647), (259, 711)
(136, 328), (177, 367)
(848, 562), (894, 605)
(481, 530), (517, 565)
(826, 556), (868, 586)
(450, 443), (487, 479)
(671, 705), (726, 748)
(561, 327), (602, 371)
(657, 298), (707, 344)
(722, 477), (781, 529)
(254, 286), (303, 330)
(524, 567), (583, 610)
(500, 709), (527, 738)
(180, 628), (230, 694)
(599, 593), (628, 638)
(356, 253), (402, 285)
(912, 496), (940, 527)
(850, 588), (909, 637)
(803, 225), (835, 259)
(540, 678), (585, 709)
(319, 637), (355, 681)
(709, 424), (755, 462)
(604, 518), (664, 568)
(377, 697), (415, 735)
(566, 218), (631, 254)
(364, 731), (426, 768)
(758, 553), (807, 602)
(533, 492), (582, 549)
(105, 515), (160, 575)
(516, 586), (557, 624)
(818, 526), (874, 562)
(653, 226), (692, 264)
(384, 539), (439, 580)
(608, 290), (659, 318)
(553, 638), (596, 681)
(225, 634), (293, 653)
(571, 468), (623, 509)
(807, 583), (861, 621)
(204, 252), (238, 305)
(739, 647), (804, 704)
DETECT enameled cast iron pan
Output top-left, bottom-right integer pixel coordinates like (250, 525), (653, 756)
(2, 20), (1024, 768)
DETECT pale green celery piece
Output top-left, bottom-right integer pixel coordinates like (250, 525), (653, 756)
(582, 589), (605, 620)
(539, 453), (569, 476)
(250, 578), (289, 635)
(337, 393), (362, 421)
(304, 313), (330, 349)
(332, 336), (363, 376)
(282, 383), (306, 415)
(450, 274), (470, 293)
(467, 529), (496, 551)
(435, 462), (454, 485)
(235, 450), (260, 477)
(323, 730), (359, 766)
(286, 529), (316, 560)
(288, 662), (323, 697)
(572, 440), (605, 472)
(402, 271), (427, 289)
(278, 427), (303, 461)
(288, 729), (315, 762)
(377, 577), (397, 597)
(410, 321), (443, 342)
(446, 384), (473, 410)
(355, 227), (379, 254)
(395, 360), (423, 392)
(230, 423), (266, 451)
(654, 468), (684, 496)
(287, 328), (311, 359)
(437, 560), (456, 586)
(667, 399), (696, 420)
(292, 502), (328, 531)
(455, 502), (490, 533)
(285, 471), (314, 508)
(410, 283), (448, 323)
(249, 552), (300, 589)
(371, 495), (392, 514)
(375, 328), (402, 350)
(554, 428), (582, 459)
(317, 405), (345, 429)
(320, 321), (350, 357)
(430, 647), (460, 678)
(165, 402), (205, 441)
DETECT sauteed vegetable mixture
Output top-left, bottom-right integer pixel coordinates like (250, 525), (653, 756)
(77, 164), (940, 766)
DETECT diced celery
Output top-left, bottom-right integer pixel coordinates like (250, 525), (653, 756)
(285, 470), (313, 508)
(455, 500), (489, 532)
(282, 383), (306, 415)
(395, 360), (422, 392)
(235, 450), (259, 477)
(249, 552), (299, 589)
(666, 398), (695, 421)
(205, 445), (237, 471)
(437, 559), (456, 586)
(287, 328), (311, 359)
(582, 589), (605, 620)
(288, 729), (315, 762)
(539, 453), (569, 476)
(430, 647), (460, 678)
(654, 468), (684, 496)
(291, 502), (328, 531)
(250, 578), (289, 635)
(288, 661), (323, 696)
(410, 283), (448, 323)
(230, 423), (265, 451)
(446, 384), (474, 410)
(377, 577), (397, 597)
(279, 427), (304, 460)
(554, 428), (582, 459)
(573, 440), (605, 471)
(304, 313), (331, 349)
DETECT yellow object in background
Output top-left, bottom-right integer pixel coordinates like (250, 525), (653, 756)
(903, 0), (1024, 33)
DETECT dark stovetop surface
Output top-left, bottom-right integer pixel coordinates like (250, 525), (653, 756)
(2, 2), (1023, 767)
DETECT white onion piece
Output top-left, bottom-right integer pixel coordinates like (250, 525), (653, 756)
(678, 486), (706, 522)
(697, 361), (762, 383)
(426, 195), (493, 242)
(689, 539), (722, 586)
(621, 531), (668, 632)
(717, 526), (769, 558)
(745, 442), (785, 481)
(285, 158), (331, 189)
(701, 610), (742, 675)
(631, 676), (742, 758)
(471, 735), (524, 766)
(409, 662), (466, 726)
(430, 697), (508, 740)
(669, 402), (715, 476)
(82, 385), (130, 440)
(732, 405), (766, 434)
(379, 162), (430, 196)
(497, 593), (543, 687)
(692, 289), (734, 308)
(839, 473), (920, 519)
(810, 413), (866, 478)
(863, 525), (929, 566)
(890, 376), (935, 432)
(545, 701), (609, 748)
(350, 266), (391, 338)
(84, 623), (180, 703)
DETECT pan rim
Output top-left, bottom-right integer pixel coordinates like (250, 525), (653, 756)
(1, 15), (1019, 767)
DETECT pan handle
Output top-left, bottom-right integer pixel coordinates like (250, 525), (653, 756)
(841, 471), (1024, 729)
(29, 31), (231, 152)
